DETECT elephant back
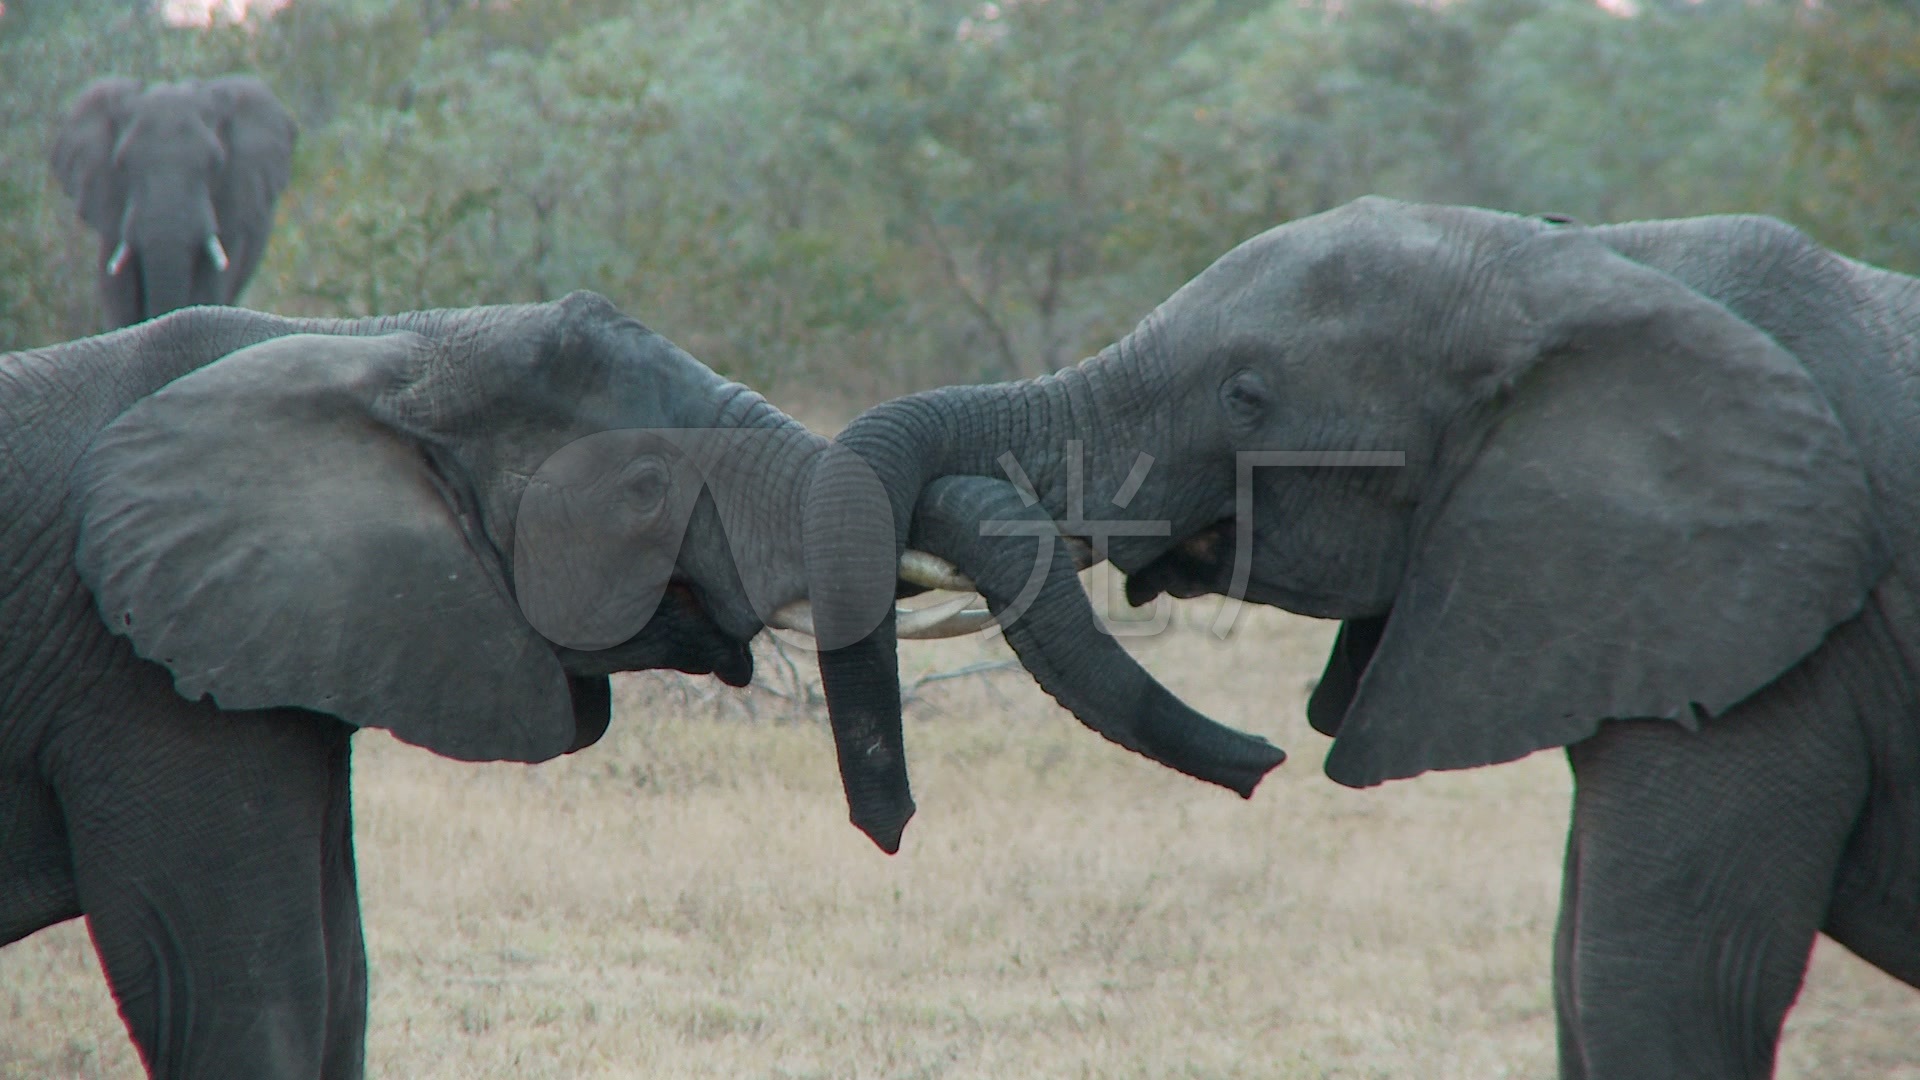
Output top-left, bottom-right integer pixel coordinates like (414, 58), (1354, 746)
(1594, 217), (1920, 576)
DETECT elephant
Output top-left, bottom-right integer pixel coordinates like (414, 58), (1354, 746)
(818, 197), (1920, 1078)
(51, 75), (297, 330)
(0, 289), (1280, 1078)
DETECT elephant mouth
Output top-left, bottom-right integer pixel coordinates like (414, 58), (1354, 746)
(1122, 518), (1357, 619)
(664, 579), (756, 686)
(551, 578), (755, 686)
(1123, 520), (1238, 606)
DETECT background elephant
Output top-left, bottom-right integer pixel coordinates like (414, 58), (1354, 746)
(822, 198), (1920, 1078)
(50, 75), (296, 330)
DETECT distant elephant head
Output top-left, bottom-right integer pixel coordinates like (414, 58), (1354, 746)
(51, 75), (297, 329)
(824, 197), (1885, 789)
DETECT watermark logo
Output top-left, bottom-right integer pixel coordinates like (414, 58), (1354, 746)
(978, 445), (1406, 640)
(512, 428), (1403, 654)
(514, 428), (899, 653)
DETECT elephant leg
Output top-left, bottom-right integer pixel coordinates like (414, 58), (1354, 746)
(1551, 825), (1588, 1080)
(51, 700), (348, 1079)
(0, 771), (81, 946)
(1554, 658), (1872, 1080)
(318, 727), (368, 1080)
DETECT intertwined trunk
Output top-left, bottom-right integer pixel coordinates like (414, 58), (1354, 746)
(811, 336), (1285, 852)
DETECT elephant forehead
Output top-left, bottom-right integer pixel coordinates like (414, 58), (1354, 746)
(127, 86), (212, 130)
(119, 94), (220, 161)
(466, 301), (713, 407)
(1239, 200), (1534, 289)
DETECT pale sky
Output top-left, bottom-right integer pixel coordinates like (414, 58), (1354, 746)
(161, 0), (290, 26)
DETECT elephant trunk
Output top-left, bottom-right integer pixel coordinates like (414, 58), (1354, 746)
(813, 334), (1283, 844)
(804, 441), (916, 853)
(911, 476), (1284, 793)
(826, 330), (1181, 546)
(809, 366), (1078, 854)
(682, 379), (911, 852)
(129, 191), (224, 322)
(136, 240), (195, 323)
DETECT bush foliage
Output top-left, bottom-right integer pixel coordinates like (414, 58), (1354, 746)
(0, 0), (1907, 397)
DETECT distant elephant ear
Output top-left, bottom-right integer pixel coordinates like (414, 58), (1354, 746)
(198, 75), (297, 290)
(1322, 228), (1888, 787)
(73, 332), (584, 763)
(50, 77), (142, 239)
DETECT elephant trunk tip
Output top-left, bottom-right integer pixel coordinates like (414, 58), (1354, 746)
(853, 802), (914, 855)
(1106, 690), (1289, 799)
(1219, 742), (1288, 799)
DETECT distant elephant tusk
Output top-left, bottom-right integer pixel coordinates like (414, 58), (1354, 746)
(107, 242), (131, 275)
(766, 594), (1000, 641)
(206, 235), (230, 273)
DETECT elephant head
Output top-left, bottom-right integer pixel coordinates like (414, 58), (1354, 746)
(821, 197), (1888, 788)
(51, 75), (296, 329)
(66, 293), (923, 781)
(60, 292), (1237, 853)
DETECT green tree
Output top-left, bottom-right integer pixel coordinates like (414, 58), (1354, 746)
(1770, 1), (1920, 271)
(1486, 0), (1790, 223)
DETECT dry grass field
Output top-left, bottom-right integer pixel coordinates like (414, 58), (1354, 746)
(5, 592), (1919, 1078)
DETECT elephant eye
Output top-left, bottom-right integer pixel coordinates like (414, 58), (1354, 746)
(1219, 369), (1272, 427)
(616, 458), (672, 528)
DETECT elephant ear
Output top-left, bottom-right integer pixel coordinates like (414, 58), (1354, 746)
(199, 76), (296, 291)
(50, 77), (142, 239)
(72, 332), (587, 764)
(1322, 228), (1889, 787)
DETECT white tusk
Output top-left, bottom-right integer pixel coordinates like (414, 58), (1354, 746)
(765, 594), (1000, 640)
(898, 601), (1000, 639)
(768, 599), (818, 636)
(107, 242), (131, 275)
(902, 542), (1096, 588)
(899, 549), (977, 592)
(895, 593), (991, 637)
(206, 235), (230, 273)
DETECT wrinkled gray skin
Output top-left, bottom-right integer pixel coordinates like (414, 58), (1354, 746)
(835, 198), (1920, 1078)
(52, 76), (296, 330)
(0, 292), (909, 1079)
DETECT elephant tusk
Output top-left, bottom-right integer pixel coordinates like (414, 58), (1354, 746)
(899, 542), (1095, 589)
(107, 242), (131, 275)
(898, 600), (1001, 639)
(206, 235), (230, 273)
(899, 549), (977, 592)
(768, 547), (1032, 641)
(766, 594), (1000, 640)
(895, 593), (996, 638)
(767, 599), (819, 636)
